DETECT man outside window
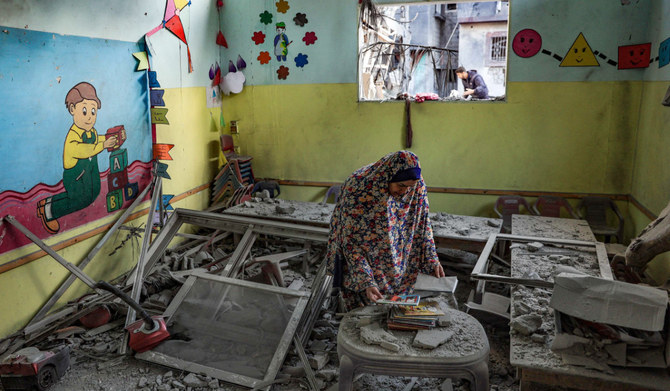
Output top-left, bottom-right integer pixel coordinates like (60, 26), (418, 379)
(456, 66), (489, 99)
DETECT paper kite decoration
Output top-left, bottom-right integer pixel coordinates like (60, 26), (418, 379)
(146, 0), (194, 72)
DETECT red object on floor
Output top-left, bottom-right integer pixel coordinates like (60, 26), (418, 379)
(79, 305), (112, 329)
(126, 316), (170, 353)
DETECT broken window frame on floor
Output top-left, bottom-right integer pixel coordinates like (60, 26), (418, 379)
(471, 232), (613, 291)
(131, 208), (333, 388)
(136, 271), (311, 389)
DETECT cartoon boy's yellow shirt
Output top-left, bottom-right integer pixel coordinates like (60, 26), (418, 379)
(62, 124), (104, 169)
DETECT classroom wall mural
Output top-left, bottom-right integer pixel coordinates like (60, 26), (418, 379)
(0, 26), (153, 256)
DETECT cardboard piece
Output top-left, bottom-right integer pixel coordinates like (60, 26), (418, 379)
(551, 273), (668, 331)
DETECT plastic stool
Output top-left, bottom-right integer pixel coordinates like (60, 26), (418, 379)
(337, 306), (489, 391)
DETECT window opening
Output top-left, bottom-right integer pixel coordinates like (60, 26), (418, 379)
(358, 1), (508, 102)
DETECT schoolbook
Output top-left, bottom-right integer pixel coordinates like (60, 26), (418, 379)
(376, 294), (420, 306)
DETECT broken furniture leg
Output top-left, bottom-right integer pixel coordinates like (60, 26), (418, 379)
(625, 199), (670, 272)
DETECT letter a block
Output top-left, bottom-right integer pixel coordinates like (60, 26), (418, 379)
(124, 182), (139, 201)
(106, 189), (123, 212)
(109, 149), (128, 174)
(108, 170), (129, 192)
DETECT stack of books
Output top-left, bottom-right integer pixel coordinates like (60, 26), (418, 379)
(386, 301), (445, 331)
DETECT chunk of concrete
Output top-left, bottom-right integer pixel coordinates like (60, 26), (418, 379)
(380, 341), (400, 352)
(509, 314), (543, 336)
(309, 352), (329, 370)
(526, 242), (544, 252)
(412, 329), (454, 349)
(360, 323), (397, 346)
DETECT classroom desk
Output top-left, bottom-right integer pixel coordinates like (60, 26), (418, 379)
(509, 215), (670, 391)
(223, 199), (501, 253)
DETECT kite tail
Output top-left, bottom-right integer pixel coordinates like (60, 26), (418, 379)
(187, 46), (194, 73)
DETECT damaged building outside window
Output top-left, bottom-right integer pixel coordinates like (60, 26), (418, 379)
(358, 0), (509, 102)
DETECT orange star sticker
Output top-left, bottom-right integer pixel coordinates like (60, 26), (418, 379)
(276, 0), (289, 14)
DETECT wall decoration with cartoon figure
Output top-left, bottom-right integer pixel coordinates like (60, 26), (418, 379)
(0, 27), (153, 257)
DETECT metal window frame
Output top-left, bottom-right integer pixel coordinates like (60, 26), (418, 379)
(131, 208), (330, 283)
(136, 271), (311, 389)
(471, 233), (612, 289)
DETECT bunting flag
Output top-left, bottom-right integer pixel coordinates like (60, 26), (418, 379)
(132, 51), (149, 71)
(155, 162), (171, 179)
(153, 144), (174, 160)
(150, 89), (165, 107)
(151, 108), (169, 125)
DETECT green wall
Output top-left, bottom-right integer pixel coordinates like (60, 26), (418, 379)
(223, 80), (641, 208)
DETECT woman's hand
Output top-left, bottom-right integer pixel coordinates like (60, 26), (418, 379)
(434, 263), (445, 278)
(365, 286), (384, 302)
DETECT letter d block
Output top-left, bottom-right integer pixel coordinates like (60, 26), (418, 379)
(107, 170), (129, 192)
(124, 182), (139, 201)
(106, 189), (123, 212)
(109, 149), (128, 174)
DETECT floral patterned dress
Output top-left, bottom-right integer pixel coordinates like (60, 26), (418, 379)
(326, 151), (439, 310)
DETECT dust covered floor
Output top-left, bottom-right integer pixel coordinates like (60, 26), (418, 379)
(39, 277), (518, 391)
(11, 228), (518, 391)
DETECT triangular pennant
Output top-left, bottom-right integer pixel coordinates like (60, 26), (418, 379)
(216, 31), (228, 48)
(175, 0), (189, 10)
(165, 15), (187, 44)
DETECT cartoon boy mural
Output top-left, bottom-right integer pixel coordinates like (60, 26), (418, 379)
(274, 22), (290, 61)
(36, 82), (119, 234)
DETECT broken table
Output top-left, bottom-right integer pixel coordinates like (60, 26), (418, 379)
(509, 215), (670, 391)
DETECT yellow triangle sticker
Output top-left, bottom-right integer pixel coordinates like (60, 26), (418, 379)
(560, 33), (600, 67)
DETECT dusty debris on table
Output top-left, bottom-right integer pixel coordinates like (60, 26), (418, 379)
(412, 328), (454, 349)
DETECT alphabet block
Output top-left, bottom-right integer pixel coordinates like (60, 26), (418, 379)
(106, 189), (123, 212)
(124, 182), (139, 201)
(107, 170), (129, 192)
(109, 149), (128, 174)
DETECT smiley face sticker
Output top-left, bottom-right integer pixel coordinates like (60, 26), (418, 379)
(618, 43), (651, 69)
(560, 33), (599, 67)
(512, 29), (542, 58)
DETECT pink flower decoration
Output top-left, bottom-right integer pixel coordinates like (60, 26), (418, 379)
(252, 31), (266, 45)
(258, 51), (271, 65)
(302, 31), (317, 45)
(277, 65), (289, 80)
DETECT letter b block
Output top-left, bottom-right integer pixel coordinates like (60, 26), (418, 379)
(109, 149), (128, 174)
(106, 189), (123, 212)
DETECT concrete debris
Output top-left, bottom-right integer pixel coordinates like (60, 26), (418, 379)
(380, 341), (400, 352)
(309, 352), (329, 370)
(360, 323), (398, 346)
(509, 314), (543, 336)
(182, 373), (208, 387)
(275, 205), (296, 215)
(317, 368), (338, 382)
(282, 365), (306, 377)
(440, 378), (454, 391)
(412, 329), (454, 349)
(526, 242), (544, 252)
(487, 219), (500, 227)
(437, 313), (452, 327)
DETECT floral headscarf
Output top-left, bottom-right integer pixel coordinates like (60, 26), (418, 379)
(326, 151), (439, 301)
